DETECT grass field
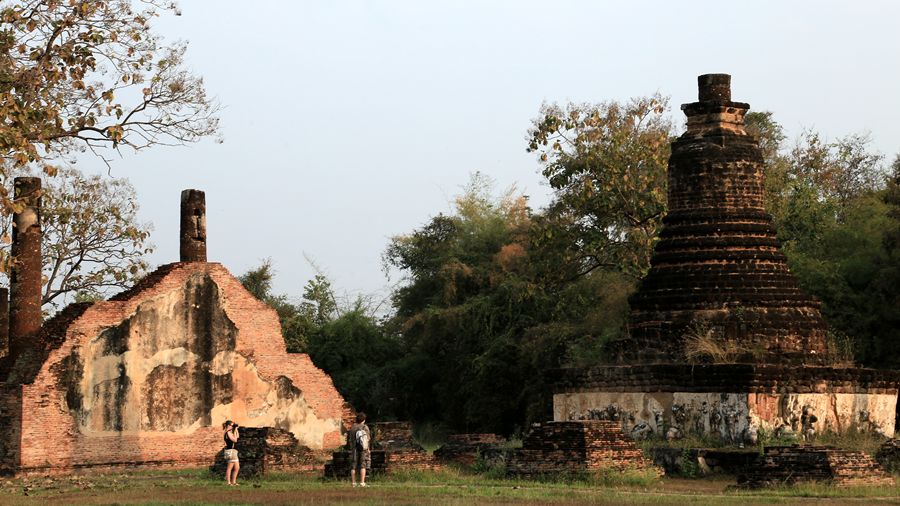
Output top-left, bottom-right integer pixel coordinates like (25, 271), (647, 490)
(2, 468), (900, 505)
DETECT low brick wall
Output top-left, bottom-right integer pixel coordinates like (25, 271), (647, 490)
(738, 445), (894, 488)
(648, 447), (758, 475)
(507, 421), (660, 478)
(434, 434), (506, 467)
(876, 439), (900, 473)
(324, 421), (440, 478)
(210, 427), (321, 477)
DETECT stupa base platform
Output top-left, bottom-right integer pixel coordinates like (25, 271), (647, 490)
(551, 364), (900, 443)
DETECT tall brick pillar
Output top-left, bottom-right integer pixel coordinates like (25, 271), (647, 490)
(0, 288), (8, 359)
(180, 189), (207, 262)
(9, 177), (43, 355)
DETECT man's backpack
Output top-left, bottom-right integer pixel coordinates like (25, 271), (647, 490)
(355, 427), (370, 451)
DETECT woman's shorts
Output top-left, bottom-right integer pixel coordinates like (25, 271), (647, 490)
(224, 449), (239, 463)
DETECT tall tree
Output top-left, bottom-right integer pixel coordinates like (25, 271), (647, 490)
(527, 95), (673, 279)
(0, 167), (152, 307)
(0, 0), (219, 209)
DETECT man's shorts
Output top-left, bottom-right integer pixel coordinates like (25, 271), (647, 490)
(224, 449), (239, 463)
(350, 448), (371, 471)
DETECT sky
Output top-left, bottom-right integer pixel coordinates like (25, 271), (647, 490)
(78, 0), (900, 305)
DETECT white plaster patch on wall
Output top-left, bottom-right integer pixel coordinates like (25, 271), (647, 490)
(79, 346), (193, 420)
(70, 274), (341, 449)
(214, 351), (340, 450)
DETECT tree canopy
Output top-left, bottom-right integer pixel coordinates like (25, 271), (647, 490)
(242, 96), (900, 437)
(0, 0), (219, 209)
(0, 166), (151, 308)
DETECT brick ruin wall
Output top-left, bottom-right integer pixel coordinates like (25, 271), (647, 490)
(210, 427), (322, 477)
(0, 262), (348, 474)
(552, 364), (899, 443)
(433, 434), (506, 467)
(506, 421), (660, 478)
(739, 446), (894, 488)
(324, 421), (440, 477)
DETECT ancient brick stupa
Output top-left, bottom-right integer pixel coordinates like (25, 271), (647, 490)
(0, 186), (349, 474)
(551, 75), (900, 443)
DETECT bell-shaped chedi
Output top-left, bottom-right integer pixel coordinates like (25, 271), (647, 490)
(551, 75), (900, 443)
(623, 74), (828, 364)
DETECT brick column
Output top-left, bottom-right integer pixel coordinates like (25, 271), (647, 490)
(180, 189), (207, 262)
(9, 177), (43, 354)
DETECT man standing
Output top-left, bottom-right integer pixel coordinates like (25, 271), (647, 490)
(347, 412), (371, 487)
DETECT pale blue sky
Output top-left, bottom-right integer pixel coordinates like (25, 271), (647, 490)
(85, 1), (900, 304)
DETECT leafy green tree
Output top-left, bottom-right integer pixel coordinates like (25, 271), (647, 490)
(0, 167), (152, 308)
(0, 0), (219, 194)
(306, 303), (402, 420)
(527, 95), (673, 279)
(238, 260), (316, 353)
(383, 173), (642, 432)
(748, 112), (897, 366)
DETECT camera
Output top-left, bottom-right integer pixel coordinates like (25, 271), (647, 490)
(232, 423), (239, 429)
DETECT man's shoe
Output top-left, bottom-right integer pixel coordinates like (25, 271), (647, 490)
(360, 483), (367, 487)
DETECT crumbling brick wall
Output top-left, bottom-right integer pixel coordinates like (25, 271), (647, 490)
(507, 421), (660, 478)
(324, 421), (440, 477)
(0, 262), (347, 474)
(739, 446), (894, 488)
(434, 434), (506, 467)
(210, 427), (321, 477)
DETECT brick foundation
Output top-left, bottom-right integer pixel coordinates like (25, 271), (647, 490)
(434, 434), (506, 467)
(506, 421), (660, 478)
(738, 446), (894, 488)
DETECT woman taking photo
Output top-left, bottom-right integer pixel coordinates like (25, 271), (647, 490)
(222, 420), (240, 485)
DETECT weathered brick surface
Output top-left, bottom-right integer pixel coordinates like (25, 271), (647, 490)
(875, 439), (900, 473)
(506, 421), (660, 478)
(9, 177), (43, 355)
(0, 288), (8, 360)
(324, 421), (441, 477)
(179, 189), (207, 262)
(0, 262), (347, 475)
(434, 434), (506, 467)
(210, 427), (323, 477)
(550, 364), (900, 395)
(739, 445), (894, 488)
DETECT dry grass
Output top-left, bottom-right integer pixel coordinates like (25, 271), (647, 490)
(682, 321), (747, 364)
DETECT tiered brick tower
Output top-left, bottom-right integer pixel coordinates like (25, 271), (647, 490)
(625, 73), (829, 364)
(551, 75), (899, 443)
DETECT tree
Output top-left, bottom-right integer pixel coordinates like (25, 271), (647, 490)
(0, 167), (151, 307)
(527, 95), (673, 280)
(238, 259), (317, 353)
(0, 0), (219, 210)
(748, 112), (898, 367)
(238, 261), (403, 419)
